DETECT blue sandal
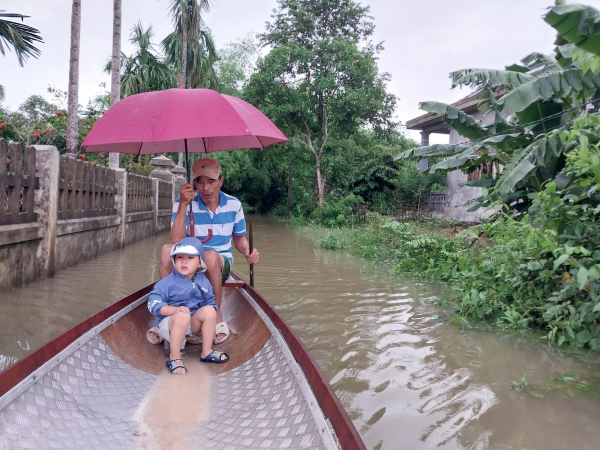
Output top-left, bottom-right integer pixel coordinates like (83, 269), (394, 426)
(200, 350), (229, 364)
(166, 359), (187, 374)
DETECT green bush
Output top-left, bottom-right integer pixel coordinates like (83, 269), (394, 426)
(313, 194), (365, 227)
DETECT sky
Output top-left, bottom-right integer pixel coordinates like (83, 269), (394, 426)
(3, 0), (600, 145)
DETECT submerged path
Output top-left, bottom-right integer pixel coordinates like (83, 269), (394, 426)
(1, 215), (600, 449)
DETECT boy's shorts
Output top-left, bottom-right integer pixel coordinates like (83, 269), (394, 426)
(158, 317), (192, 343)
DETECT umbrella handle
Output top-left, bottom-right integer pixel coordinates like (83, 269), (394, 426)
(188, 208), (212, 243)
(200, 229), (212, 244)
(188, 204), (195, 237)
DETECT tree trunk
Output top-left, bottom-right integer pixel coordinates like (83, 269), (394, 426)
(181, 2), (188, 88)
(286, 165), (293, 217)
(66, 0), (81, 159)
(178, 0), (188, 167)
(315, 160), (324, 207)
(109, 0), (122, 169)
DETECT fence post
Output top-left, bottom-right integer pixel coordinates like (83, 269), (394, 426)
(114, 168), (127, 248)
(33, 145), (60, 278)
(152, 178), (159, 232)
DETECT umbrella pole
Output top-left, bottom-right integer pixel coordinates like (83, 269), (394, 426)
(185, 139), (195, 238)
(248, 220), (254, 287)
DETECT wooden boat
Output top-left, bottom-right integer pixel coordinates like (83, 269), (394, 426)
(0, 272), (365, 449)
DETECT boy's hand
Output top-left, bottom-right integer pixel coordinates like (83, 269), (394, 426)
(176, 306), (190, 314)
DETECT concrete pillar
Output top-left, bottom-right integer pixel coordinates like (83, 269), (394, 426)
(149, 155), (174, 182)
(170, 164), (187, 195)
(420, 131), (430, 147)
(114, 168), (127, 248)
(33, 145), (60, 278)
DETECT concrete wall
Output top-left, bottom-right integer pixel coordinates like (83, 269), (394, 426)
(0, 146), (179, 293)
(54, 217), (121, 272)
(443, 109), (504, 222)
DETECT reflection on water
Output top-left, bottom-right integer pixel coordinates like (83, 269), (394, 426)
(2, 215), (600, 449)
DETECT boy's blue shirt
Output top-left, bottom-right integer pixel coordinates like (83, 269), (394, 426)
(147, 269), (216, 326)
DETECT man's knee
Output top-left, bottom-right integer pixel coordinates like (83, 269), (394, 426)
(161, 244), (173, 264)
(203, 250), (222, 271)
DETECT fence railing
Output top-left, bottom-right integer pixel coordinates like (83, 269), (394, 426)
(58, 157), (116, 220)
(126, 173), (153, 213)
(427, 192), (447, 212)
(0, 140), (38, 225)
(158, 180), (173, 211)
(395, 189), (447, 220)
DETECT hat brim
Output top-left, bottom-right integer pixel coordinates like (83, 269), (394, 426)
(193, 170), (221, 181)
(171, 251), (207, 273)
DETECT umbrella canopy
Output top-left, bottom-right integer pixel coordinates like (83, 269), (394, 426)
(82, 89), (288, 154)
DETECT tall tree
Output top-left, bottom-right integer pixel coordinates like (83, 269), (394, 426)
(0, 12), (44, 100)
(162, 0), (218, 90)
(105, 23), (177, 97)
(109, 0), (122, 169)
(245, 0), (396, 206)
(66, 0), (81, 158)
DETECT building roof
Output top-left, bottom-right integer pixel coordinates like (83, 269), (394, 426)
(406, 94), (483, 134)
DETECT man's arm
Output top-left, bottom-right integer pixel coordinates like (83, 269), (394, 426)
(232, 234), (259, 264)
(170, 183), (196, 244)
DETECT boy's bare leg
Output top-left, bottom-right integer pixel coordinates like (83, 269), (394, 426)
(191, 306), (223, 360)
(168, 312), (191, 374)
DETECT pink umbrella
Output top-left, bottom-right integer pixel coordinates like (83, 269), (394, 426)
(82, 88), (288, 155)
(82, 89), (287, 280)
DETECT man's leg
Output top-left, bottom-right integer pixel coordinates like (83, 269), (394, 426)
(203, 250), (227, 342)
(160, 244), (173, 279)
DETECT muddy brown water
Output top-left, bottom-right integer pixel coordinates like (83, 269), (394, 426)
(1, 215), (600, 449)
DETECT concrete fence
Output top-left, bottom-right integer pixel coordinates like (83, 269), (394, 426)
(0, 141), (184, 293)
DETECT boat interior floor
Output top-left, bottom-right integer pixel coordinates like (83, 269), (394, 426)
(0, 287), (330, 449)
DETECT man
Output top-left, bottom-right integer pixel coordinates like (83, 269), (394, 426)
(159, 158), (259, 344)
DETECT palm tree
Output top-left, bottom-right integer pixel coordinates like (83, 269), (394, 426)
(109, 0), (122, 169)
(0, 12), (44, 100)
(163, 0), (218, 165)
(66, 0), (81, 158)
(162, 0), (219, 90)
(105, 23), (177, 97)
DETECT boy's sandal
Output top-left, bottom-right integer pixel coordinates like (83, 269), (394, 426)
(213, 322), (230, 345)
(146, 327), (163, 345)
(166, 359), (187, 374)
(200, 350), (229, 364)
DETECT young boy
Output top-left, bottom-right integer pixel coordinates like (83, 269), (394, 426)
(147, 237), (229, 374)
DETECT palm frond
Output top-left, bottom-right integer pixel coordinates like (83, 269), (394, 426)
(0, 12), (43, 66)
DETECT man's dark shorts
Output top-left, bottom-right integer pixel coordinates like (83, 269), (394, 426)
(221, 258), (231, 285)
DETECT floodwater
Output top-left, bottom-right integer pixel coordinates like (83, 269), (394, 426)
(1, 215), (600, 449)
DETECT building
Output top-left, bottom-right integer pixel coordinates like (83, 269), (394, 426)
(407, 95), (501, 222)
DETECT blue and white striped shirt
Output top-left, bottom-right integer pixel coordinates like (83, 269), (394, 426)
(172, 192), (246, 264)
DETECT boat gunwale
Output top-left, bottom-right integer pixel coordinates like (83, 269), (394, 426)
(0, 283), (156, 399)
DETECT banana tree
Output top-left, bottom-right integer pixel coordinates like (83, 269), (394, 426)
(396, 3), (600, 213)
